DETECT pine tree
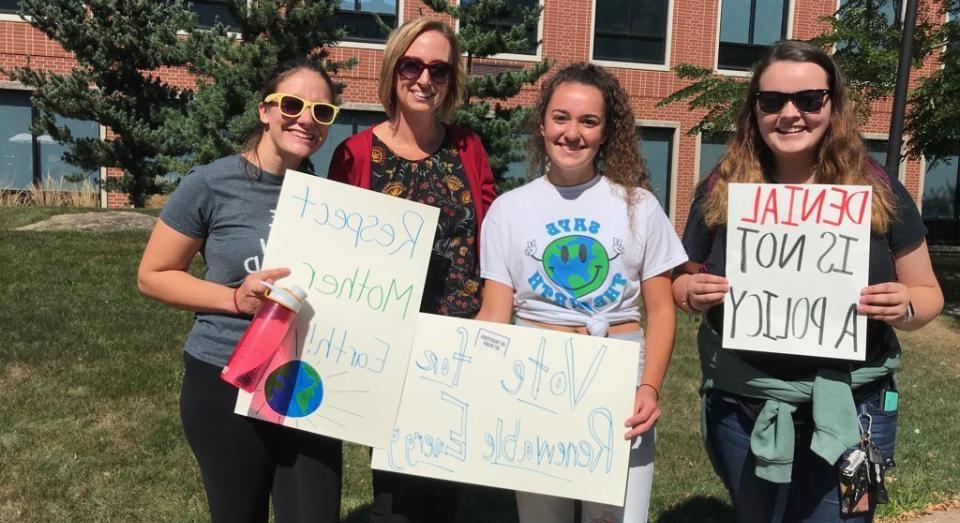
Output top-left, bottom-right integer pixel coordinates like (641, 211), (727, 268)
(4, 0), (195, 207)
(163, 0), (352, 175)
(905, 0), (960, 163)
(423, 0), (550, 191)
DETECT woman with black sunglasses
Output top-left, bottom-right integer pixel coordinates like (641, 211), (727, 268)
(138, 58), (343, 523)
(672, 40), (943, 521)
(328, 16), (496, 523)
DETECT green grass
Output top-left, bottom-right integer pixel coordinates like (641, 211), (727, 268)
(0, 212), (957, 522)
(932, 251), (960, 317)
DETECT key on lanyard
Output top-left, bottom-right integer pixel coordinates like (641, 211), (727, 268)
(860, 412), (890, 505)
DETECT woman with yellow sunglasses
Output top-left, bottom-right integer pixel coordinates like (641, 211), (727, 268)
(138, 58), (343, 523)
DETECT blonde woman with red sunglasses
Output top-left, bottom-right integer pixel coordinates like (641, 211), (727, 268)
(328, 16), (496, 523)
(138, 58), (343, 523)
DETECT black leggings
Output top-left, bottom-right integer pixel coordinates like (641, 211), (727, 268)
(370, 469), (462, 523)
(180, 353), (342, 523)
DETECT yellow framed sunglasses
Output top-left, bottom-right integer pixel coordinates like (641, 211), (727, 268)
(263, 93), (340, 125)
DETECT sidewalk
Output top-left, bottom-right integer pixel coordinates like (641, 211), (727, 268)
(898, 499), (960, 523)
(908, 511), (960, 523)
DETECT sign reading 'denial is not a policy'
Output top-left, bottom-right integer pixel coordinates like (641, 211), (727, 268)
(371, 313), (641, 506)
(723, 183), (872, 361)
(234, 170), (439, 448)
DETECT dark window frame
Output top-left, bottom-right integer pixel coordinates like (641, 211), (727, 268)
(310, 108), (384, 177)
(460, 0), (540, 56)
(334, 0), (399, 44)
(592, 0), (671, 65)
(638, 125), (675, 216)
(1, 89), (101, 191)
(717, 0), (790, 71)
(0, 0), (20, 15)
(922, 157), (960, 222)
(191, 0), (242, 31)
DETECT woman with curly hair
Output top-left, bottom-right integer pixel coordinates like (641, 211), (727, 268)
(673, 40), (943, 521)
(476, 62), (687, 523)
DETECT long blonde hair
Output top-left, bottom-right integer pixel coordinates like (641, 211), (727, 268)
(700, 40), (894, 233)
(378, 17), (467, 123)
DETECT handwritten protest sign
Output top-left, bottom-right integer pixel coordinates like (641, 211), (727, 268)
(371, 313), (640, 506)
(723, 183), (872, 360)
(234, 170), (439, 448)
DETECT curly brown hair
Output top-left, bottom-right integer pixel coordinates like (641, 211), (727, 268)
(527, 62), (651, 202)
(700, 40), (894, 233)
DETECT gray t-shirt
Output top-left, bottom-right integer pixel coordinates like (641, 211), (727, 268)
(160, 154), (288, 367)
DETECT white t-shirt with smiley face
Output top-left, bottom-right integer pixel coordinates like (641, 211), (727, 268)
(480, 175), (687, 332)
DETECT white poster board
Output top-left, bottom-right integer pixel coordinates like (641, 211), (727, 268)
(371, 313), (641, 506)
(234, 170), (439, 448)
(723, 183), (872, 360)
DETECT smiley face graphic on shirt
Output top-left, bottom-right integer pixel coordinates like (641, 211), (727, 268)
(528, 232), (623, 299)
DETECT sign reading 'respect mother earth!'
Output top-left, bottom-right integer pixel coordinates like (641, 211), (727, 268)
(723, 183), (872, 361)
(234, 171), (439, 448)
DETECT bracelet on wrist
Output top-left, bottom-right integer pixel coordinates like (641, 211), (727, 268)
(897, 301), (915, 325)
(232, 287), (242, 314)
(639, 383), (660, 400)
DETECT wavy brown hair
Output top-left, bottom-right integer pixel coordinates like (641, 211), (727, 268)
(700, 40), (894, 233)
(528, 62), (651, 203)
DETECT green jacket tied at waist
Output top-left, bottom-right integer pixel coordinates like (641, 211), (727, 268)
(698, 325), (900, 484)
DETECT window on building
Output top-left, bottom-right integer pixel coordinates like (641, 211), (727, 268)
(310, 109), (384, 176)
(333, 0), (398, 43)
(0, 91), (33, 190)
(868, 0), (899, 24)
(0, 0), (19, 14)
(0, 91), (100, 191)
(639, 127), (674, 213)
(949, 8), (959, 53)
(699, 132), (731, 179)
(839, 0), (899, 25)
(717, 0), (789, 71)
(40, 117), (100, 190)
(192, 0), (241, 30)
(0, 1), (18, 15)
(864, 138), (889, 166)
(460, 0), (538, 55)
(502, 135), (531, 182)
(593, 0), (670, 65)
(922, 157), (959, 221)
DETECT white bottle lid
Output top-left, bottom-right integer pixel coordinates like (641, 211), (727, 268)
(264, 283), (307, 313)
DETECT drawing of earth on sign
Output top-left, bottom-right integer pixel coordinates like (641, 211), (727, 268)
(540, 236), (622, 298)
(264, 360), (324, 417)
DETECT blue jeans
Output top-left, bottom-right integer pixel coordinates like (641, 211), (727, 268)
(703, 387), (897, 523)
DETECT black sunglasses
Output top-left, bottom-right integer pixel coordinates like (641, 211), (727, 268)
(755, 89), (832, 114)
(395, 56), (453, 85)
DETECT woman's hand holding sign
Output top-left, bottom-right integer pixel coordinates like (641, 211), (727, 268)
(858, 282), (911, 326)
(686, 273), (730, 312)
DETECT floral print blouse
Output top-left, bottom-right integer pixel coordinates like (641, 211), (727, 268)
(369, 133), (482, 317)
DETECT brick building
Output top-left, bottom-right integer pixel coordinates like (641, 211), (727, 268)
(1, 0), (957, 239)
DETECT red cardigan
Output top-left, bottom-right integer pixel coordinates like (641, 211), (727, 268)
(327, 124), (497, 240)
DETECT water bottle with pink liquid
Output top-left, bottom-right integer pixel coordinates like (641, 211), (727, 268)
(221, 283), (307, 392)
